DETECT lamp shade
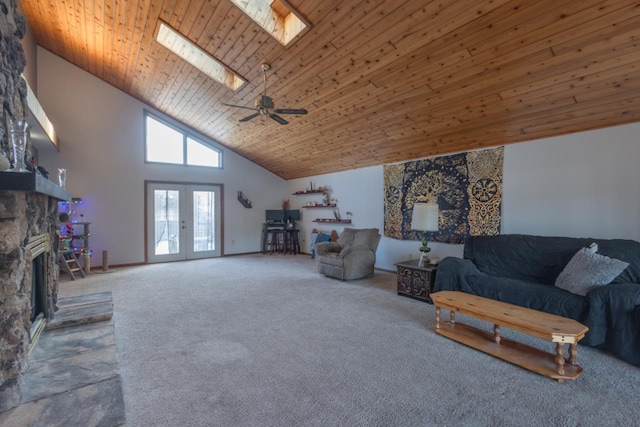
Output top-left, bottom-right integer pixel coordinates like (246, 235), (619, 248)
(411, 203), (439, 232)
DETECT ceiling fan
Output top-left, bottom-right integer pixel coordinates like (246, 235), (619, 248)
(222, 64), (308, 125)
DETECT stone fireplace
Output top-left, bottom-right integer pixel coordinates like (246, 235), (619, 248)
(0, 0), (70, 412)
(0, 184), (68, 412)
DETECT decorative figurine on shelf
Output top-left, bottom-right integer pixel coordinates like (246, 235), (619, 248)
(37, 165), (49, 178)
(322, 191), (330, 206)
(282, 197), (290, 210)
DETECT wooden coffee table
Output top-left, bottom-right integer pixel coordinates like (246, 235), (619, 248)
(430, 291), (589, 382)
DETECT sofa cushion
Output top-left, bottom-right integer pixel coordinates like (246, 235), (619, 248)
(464, 235), (580, 284)
(465, 274), (588, 320)
(555, 248), (629, 296)
(593, 239), (640, 284)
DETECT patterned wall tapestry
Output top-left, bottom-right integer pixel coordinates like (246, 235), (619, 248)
(384, 147), (503, 244)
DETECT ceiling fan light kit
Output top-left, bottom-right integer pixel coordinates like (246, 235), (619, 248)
(222, 64), (308, 125)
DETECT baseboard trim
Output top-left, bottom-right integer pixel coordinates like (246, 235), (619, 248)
(223, 252), (262, 257)
(88, 261), (145, 272)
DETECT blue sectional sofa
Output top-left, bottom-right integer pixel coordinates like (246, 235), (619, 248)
(433, 234), (640, 366)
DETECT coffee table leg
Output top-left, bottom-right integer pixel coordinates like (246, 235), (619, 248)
(435, 306), (441, 330)
(569, 343), (578, 365)
(494, 324), (501, 344)
(555, 343), (566, 376)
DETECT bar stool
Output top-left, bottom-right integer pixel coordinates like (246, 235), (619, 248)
(268, 229), (285, 254)
(286, 229), (300, 254)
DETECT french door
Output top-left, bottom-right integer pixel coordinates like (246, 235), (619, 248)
(146, 182), (221, 263)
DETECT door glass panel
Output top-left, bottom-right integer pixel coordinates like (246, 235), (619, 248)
(192, 191), (215, 252)
(154, 190), (180, 255)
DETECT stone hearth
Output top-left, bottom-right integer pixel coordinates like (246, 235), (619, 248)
(0, 292), (125, 426)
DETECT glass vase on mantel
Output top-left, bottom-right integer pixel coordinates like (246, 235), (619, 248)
(8, 119), (30, 172)
(0, 151), (9, 171)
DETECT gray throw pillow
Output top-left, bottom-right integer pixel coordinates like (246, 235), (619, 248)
(555, 247), (629, 296)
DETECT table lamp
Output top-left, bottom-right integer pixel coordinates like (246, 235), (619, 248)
(411, 202), (439, 266)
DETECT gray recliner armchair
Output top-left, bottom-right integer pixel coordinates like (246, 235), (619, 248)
(314, 228), (381, 280)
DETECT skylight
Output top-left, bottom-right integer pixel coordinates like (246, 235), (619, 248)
(228, 0), (309, 46)
(155, 21), (245, 91)
(24, 77), (59, 151)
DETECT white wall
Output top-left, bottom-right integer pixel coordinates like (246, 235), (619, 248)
(290, 123), (640, 271)
(36, 48), (287, 265)
(502, 125), (640, 240)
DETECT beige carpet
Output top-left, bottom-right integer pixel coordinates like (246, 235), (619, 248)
(58, 254), (640, 427)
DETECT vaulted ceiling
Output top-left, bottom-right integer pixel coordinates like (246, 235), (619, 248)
(20, 0), (640, 179)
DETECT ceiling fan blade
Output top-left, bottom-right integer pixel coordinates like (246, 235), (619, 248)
(239, 112), (261, 122)
(221, 102), (257, 111)
(273, 108), (308, 115)
(269, 114), (289, 125)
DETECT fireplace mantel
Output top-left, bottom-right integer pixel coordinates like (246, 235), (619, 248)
(0, 172), (71, 200)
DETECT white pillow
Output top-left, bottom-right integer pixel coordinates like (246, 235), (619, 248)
(555, 247), (629, 296)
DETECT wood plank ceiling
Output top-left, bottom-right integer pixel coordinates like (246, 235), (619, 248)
(20, 0), (640, 179)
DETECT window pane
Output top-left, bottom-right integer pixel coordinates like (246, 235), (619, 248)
(154, 190), (180, 255)
(193, 191), (215, 252)
(187, 137), (221, 167)
(146, 116), (184, 164)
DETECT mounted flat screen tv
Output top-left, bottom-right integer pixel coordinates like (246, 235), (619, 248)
(266, 210), (285, 222)
(285, 209), (301, 221)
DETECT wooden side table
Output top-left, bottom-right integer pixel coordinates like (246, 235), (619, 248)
(395, 259), (437, 304)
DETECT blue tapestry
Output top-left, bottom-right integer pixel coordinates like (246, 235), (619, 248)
(384, 147), (503, 244)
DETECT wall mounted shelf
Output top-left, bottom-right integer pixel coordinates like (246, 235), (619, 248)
(237, 191), (252, 208)
(302, 204), (336, 208)
(292, 189), (324, 195)
(313, 219), (352, 224)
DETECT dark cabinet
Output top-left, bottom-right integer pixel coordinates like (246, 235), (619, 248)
(395, 259), (437, 304)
